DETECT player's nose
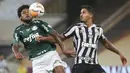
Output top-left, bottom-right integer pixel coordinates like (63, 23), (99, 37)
(80, 13), (83, 17)
(26, 13), (29, 16)
(25, 11), (29, 15)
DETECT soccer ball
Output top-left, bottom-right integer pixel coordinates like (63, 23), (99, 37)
(29, 2), (45, 17)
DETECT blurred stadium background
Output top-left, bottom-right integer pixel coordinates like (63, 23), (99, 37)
(0, 0), (130, 73)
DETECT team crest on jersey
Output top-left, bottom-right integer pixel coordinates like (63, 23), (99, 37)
(79, 29), (84, 33)
(20, 31), (24, 33)
(32, 26), (38, 30)
(26, 28), (30, 31)
(79, 26), (84, 33)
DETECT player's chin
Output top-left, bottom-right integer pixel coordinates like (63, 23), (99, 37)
(80, 20), (85, 22)
(22, 19), (32, 23)
(25, 17), (33, 20)
(25, 18), (33, 21)
(80, 18), (84, 22)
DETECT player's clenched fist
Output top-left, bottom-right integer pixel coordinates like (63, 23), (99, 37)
(14, 52), (25, 60)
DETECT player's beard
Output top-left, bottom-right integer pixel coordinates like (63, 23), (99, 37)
(22, 19), (32, 24)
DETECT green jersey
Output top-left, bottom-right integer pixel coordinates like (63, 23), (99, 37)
(12, 20), (56, 59)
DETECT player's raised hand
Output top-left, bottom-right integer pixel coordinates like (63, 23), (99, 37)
(35, 35), (44, 42)
(14, 52), (25, 60)
(35, 35), (56, 43)
(63, 50), (76, 57)
(120, 55), (127, 66)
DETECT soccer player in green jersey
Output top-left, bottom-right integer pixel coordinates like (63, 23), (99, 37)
(12, 5), (74, 73)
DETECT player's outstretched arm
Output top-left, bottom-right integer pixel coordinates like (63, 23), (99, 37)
(35, 34), (67, 43)
(35, 35), (56, 43)
(49, 30), (76, 56)
(100, 38), (127, 66)
(49, 30), (65, 51)
(12, 44), (25, 60)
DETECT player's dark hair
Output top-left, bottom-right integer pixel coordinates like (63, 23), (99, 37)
(17, 5), (29, 18)
(80, 5), (95, 15)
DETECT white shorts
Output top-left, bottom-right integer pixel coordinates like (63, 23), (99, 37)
(31, 50), (67, 73)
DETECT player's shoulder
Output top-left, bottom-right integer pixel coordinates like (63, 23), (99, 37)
(95, 25), (102, 28)
(69, 22), (83, 28)
(93, 24), (100, 27)
(32, 19), (52, 28)
(95, 25), (104, 31)
(15, 24), (24, 31)
(32, 19), (48, 24)
(76, 22), (84, 26)
(67, 22), (80, 29)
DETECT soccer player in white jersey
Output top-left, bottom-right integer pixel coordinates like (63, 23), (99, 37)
(35, 5), (127, 73)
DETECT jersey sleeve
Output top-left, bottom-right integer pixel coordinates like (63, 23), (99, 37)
(12, 28), (21, 45)
(63, 25), (76, 38)
(38, 20), (53, 34)
(99, 27), (106, 40)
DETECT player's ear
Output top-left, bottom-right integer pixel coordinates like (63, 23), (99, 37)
(89, 12), (93, 18)
(90, 14), (93, 18)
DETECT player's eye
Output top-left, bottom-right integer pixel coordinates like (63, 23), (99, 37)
(22, 11), (26, 14)
(82, 11), (86, 14)
(22, 10), (29, 15)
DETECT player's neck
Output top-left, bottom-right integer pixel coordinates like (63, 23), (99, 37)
(21, 21), (31, 26)
(85, 19), (93, 28)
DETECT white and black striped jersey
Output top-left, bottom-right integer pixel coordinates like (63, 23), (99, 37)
(63, 23), (106, 64)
